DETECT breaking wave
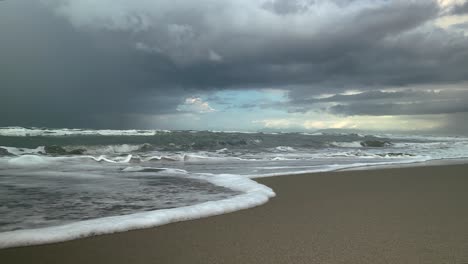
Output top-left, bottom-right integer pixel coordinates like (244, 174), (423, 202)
(1, 127), (468, 248)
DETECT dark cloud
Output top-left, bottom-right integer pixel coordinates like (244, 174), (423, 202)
(330, 100), (468, 116)
(1, 0), (468, 133)
(293, 89), (468, 104)
(0, 1), (187, 128)
(285, 89), (468, 115)
(451, 1), (468, 15)
(262, 0), (310, 15)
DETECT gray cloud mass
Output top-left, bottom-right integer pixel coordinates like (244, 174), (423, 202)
(451, 1), (468, 15)
(1, 0), (468, 133)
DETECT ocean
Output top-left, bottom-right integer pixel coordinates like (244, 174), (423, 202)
(1, 127), (468, 248)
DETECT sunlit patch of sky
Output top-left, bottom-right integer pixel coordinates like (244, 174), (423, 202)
(205, 89), (289, 111)
(132, 88), (451, 133)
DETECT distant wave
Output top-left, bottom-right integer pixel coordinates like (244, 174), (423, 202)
(0, 127), (170, 137)
(2, 127), (468, 248)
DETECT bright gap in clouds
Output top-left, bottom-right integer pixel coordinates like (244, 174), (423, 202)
(255, 114), (446, 132)
(143, 88), (452, 133)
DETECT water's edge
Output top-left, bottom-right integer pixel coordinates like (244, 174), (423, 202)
(0, 174), (274, 249)
(2, 127), (468, 249)
(2, 157), (468, 249)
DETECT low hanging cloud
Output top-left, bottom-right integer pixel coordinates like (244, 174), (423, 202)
(450, 1), (468, 14)
(46, 0), (442, 67)
(329, 100), (468, 116)
(177, 97), (216, 113)
(1, 0), (468, 132)
(285, 88), (468, 116)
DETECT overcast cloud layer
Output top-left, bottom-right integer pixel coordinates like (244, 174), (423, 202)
(1, 0), (468, 133)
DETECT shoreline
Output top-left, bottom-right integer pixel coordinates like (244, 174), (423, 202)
(2, 163), (468, 263)
(335, 157), (468, 172)
(246, 157), (468, 179)
(1, 158), (466, 250)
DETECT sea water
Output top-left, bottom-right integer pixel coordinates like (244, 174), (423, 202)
(1, 127), (468, 248)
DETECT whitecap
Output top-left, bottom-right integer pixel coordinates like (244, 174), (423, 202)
(274, 146), (296, 152)
(88, 155), (132, 163)
(7, 155), (49, 167)
(329, 141), (362, 148)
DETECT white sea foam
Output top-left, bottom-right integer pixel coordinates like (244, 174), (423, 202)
(88, 155), (133, 163)
(248, 158), (432, 178)
(2, 128), (468, 249)
(329, 141), (362, 148)
(0, 172), (274, 249)
(182, 154), (244, 162)
(138, 154), (246, 163)
(2, 145), (144, 157)
(7, 155), (50, 167)
(0, 146), (45, 156)
(121, 166), (188, 174)
(85, 144), (142, 154)
(376, 133), (468, 142)
(0, 127), (170, 137)
(141, 155), (181, 162)
(274, 146), (296, 152)
(271, 156), (298, 161)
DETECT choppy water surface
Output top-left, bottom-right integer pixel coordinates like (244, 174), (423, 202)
(0, 168), (238, 232)
(1, 127), (468, 248)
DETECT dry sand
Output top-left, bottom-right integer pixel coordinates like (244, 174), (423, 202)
(1, 164), (468, 264)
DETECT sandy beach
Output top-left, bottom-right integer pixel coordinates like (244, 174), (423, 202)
(1, 164), (468, 264)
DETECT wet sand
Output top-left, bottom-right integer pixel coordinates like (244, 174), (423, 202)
(1, 164), (468, 263)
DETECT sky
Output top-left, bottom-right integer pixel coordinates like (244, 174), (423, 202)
(1, 0), (468, 134)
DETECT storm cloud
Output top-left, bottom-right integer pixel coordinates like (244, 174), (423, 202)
(1, 0), (468, 133)
(451, 1), (468, 15)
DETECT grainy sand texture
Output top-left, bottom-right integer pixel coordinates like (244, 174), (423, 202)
(1, 164), (468, 264)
